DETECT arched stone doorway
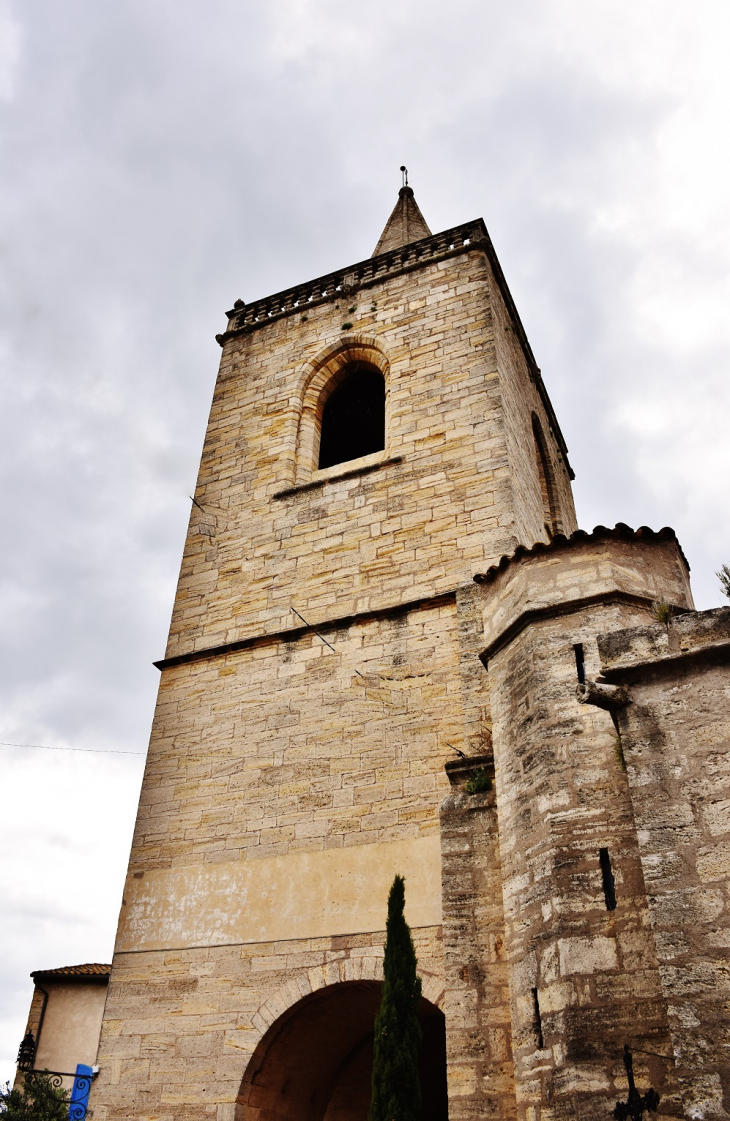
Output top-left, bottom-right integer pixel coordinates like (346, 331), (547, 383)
(236, 980), (448, 1121)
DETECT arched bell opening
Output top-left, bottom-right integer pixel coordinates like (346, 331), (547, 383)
(236, 980), (448, 1121)
(317, 361), (386, 470)
(294, 340), (390, 485)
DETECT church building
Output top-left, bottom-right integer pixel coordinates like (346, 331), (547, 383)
(19, 182), (730, 1120)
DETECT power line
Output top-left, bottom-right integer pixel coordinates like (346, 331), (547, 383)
(0, 741), (146, 757)
(2, 605), (468, 762)
(291, 605), (367, 681)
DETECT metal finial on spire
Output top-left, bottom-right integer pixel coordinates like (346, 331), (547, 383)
(372, 170), (430, 255)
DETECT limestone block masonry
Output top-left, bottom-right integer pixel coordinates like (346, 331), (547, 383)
(599, 608), (730, 1120)
(88, 195), (728, 1121)
(475, 527), (694, 1120)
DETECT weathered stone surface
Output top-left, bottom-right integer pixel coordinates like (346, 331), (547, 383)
(371, 185), (432, 256)
(477, 535), (689, 1120)
(440, 757), (516, 1121)
(600, 608), (730, 1121)
(161, 239), (575, 665)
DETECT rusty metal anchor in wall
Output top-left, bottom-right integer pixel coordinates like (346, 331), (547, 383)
(613, 1045), (660, 1120)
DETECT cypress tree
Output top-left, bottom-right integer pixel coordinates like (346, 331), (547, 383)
(369, 874), (423, 1121)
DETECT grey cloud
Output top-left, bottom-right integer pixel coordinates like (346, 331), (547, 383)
(1, 0), (729, 1082)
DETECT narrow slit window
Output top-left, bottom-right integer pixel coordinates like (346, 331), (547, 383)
(532, 414), (561, 535)
(599, 848), (617, 911)
(573, 643), (585, 684)
(531, 987), (544, 1049)
(610, 713), (627, 772)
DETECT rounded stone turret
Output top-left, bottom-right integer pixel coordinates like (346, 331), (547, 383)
(473, 525), (692, 1119)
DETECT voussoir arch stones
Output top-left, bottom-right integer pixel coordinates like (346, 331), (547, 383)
(249, 956), (444, 1041)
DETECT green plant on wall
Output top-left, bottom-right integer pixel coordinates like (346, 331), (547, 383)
(650, 596), (672, 627)
(465, 768), (491, 794)
(717, 563), (730, 601)
(369, 875), (422, 1121)
(0, 1072), (70, 1119)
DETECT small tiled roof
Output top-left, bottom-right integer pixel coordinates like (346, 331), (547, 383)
(31, 963), (111, 979)
(473, 524), (688, 586)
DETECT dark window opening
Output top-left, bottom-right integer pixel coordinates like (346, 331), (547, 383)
(600, 847), (617, 910)
(318, 362), (385, 470)
(574, 643), (585, 684)
(531, 987), (544, 1049)
(610, 713), (627, 772)
(532, 414), (561, 535)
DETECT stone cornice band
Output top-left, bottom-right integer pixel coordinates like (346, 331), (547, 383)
(154, 590), (457, 671)
(216, 219), (573, 474)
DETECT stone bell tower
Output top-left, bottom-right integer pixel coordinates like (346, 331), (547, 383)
(90, 183), (579, 1121)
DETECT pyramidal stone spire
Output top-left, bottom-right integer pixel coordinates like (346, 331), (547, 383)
(372, 185), (432, 256)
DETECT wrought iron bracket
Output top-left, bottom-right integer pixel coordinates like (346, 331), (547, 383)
(614, 1045), (660, 1120)
(17, 1065), (96, 1119)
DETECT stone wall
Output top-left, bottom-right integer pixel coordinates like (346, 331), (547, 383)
(488, 266), (575, 545)
(163, 243), (570, 664)
(440, 755), (516, 1121)
(599, 607), (730, 1121)
(124, 601), (460, 879)
(475, 530), (694, 1120)
(95, 928), (444, 1121)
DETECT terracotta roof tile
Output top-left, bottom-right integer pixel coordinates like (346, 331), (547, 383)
(473, 524), (689, 586)
(31, 963), (111, 979)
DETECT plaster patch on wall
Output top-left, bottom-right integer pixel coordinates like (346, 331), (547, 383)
(116, 835), (442, 952)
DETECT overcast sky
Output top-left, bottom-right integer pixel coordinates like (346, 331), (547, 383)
(2, 0), (730, 1087)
